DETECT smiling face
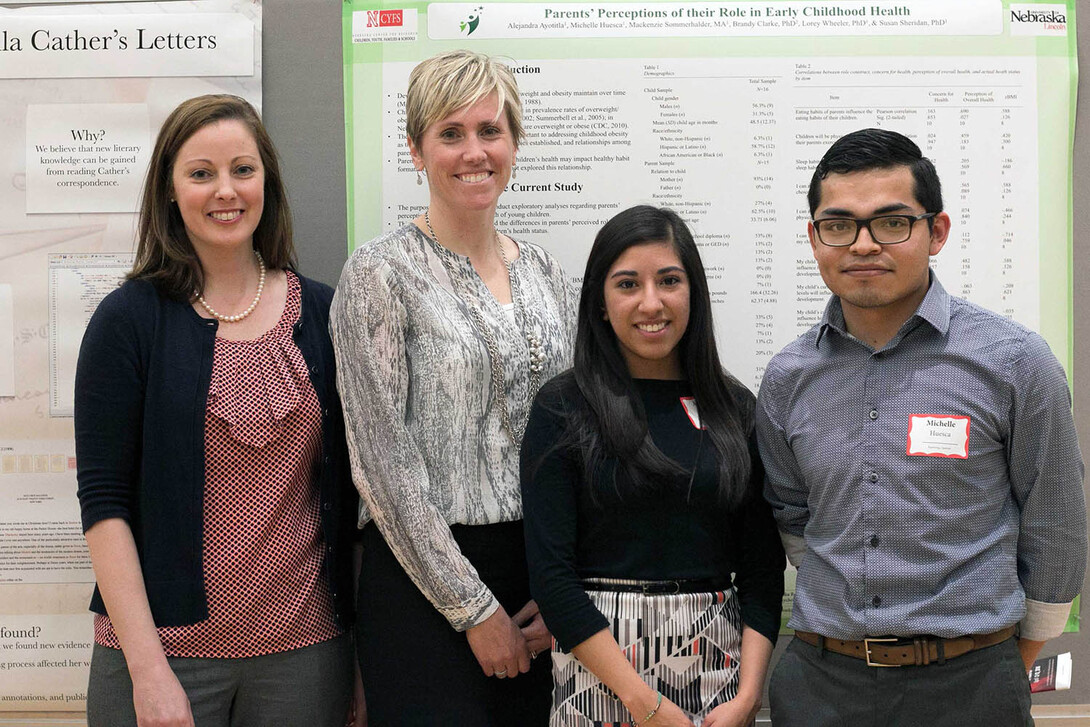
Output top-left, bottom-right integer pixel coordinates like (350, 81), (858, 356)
(603, 241), (691, 380)
(809, 165), (949, 329)
(171, 119), (264, 259)
(408, 91), (516, 215)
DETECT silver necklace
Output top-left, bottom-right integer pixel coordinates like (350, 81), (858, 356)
(196, 250), (266, 323)
(424, 211), (545, 451)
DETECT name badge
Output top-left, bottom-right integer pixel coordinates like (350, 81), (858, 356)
(906, 414), (970, 459)
(680, 397), (705, 430)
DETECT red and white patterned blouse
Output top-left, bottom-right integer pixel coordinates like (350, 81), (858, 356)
(96, 271), (341, 657)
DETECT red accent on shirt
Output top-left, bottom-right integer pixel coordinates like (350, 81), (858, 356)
(96, 272), (340, 657)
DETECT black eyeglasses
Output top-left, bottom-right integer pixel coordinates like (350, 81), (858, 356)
(813, 213), (936, 247)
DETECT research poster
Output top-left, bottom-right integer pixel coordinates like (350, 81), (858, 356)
(342, 0), (1079, 630)
(0, 0), (261, 710)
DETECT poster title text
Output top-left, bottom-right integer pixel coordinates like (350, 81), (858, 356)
(0, 28), (217, 52)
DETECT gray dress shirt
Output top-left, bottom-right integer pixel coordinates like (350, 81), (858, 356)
(330, 224), (576, 631)
(757, 273), (1086, 641)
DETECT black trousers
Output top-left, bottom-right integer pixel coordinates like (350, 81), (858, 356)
(769, 634), (1033, 727)
(356, 521), (551, 726)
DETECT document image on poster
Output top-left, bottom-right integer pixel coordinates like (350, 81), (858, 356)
(0, 439), (89, 585)
(0, 614), (94, 710)
(26, 104), (151, 215)
(48, 253), (132, 418)
(0, 285), (14, 398)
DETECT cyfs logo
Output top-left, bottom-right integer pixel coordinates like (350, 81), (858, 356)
(367, 9), (404, 27)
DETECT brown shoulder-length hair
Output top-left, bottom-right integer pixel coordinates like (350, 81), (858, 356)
(128, 94), (296, 300)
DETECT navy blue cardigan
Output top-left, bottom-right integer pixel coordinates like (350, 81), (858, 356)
(74, 273), (356, 629)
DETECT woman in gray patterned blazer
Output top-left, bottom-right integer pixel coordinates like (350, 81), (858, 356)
(330, 50), (576, 724)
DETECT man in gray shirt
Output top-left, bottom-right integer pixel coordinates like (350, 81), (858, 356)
(757, 128), (1086, 726)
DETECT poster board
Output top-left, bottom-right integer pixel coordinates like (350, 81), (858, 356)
(341, 0), (1080, 640)
(278, 0), (1090, 710)
(342, 0), (1077, 394)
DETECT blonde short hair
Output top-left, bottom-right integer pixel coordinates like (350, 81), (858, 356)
(406, 50), (524, 149)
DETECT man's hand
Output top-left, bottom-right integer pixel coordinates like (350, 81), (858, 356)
(1018, 638), (1046, 671)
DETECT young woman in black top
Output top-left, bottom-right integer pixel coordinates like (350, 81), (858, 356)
(521, 206), (785, 727)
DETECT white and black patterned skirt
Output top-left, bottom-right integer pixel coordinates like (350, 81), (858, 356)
(549, 579), (742, 727)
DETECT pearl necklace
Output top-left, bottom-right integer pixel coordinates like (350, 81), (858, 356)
(196, 250), (266, 323)
(424, 211), (545, 451)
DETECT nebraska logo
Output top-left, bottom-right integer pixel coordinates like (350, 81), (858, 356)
(1010, 9), (1065, 23)
(1009, 4), (1067, 36)
(367, 9), (404, 27)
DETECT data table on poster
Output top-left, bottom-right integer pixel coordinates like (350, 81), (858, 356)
(379, 54), (1037, 390)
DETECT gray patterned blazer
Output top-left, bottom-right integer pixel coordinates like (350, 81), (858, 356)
(331, 223), (576, 630)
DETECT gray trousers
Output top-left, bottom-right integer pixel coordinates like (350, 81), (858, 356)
(87, 633), (353, 727)
(769, 634), (1033, 727)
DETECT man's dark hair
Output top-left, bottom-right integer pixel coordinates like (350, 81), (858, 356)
(808, 128), (943, 218)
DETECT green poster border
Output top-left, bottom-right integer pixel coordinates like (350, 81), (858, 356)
(343, 4), (355, 248)
(342, 0), (1081, 633)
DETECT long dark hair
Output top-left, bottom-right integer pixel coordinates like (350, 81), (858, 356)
(570, 205), (753, 506)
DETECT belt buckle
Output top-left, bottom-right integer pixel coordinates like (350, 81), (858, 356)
(641, 581), (680, 595)
(863, 637), (900, 667)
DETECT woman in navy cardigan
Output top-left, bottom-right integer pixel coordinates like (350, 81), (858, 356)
(75, 95), (359, 727)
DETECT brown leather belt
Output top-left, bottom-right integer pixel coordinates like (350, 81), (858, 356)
(794, 626), (1016, 667)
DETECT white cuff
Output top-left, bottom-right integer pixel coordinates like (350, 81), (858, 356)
(780, 531), (807, 568)
(1019, 598), (1073, 641)
(463, 595), (501, 631)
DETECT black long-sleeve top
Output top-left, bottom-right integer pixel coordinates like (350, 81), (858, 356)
(520, 372), (785, 652)
(74, 275), (357, 629)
